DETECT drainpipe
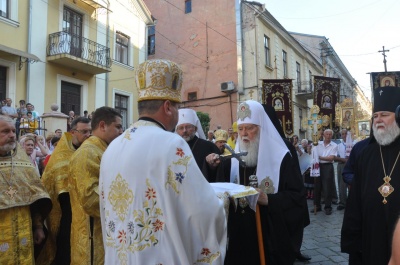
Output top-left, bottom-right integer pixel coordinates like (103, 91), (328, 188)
(105, 0), (110, 106)
(26, 0), (33, 102)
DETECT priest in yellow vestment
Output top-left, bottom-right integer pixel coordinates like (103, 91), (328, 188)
(0, 116), (52, 265)
(37, 117), (91, 265)
(69, 107), (123, 265)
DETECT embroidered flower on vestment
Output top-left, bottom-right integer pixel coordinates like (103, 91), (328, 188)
(201, 248), (211, 256)
(127, 222), (135, 234)
(118, 230), (127, 244)
(130, 127), (137, 133)
(175, 172), (185, 183)
(176, 148), (185, 157)
(146, 188), (156, 200)
(153, 219), (164, 232)
(20, 237), (27, 246)
(108, 221), (116, 232)
(0, 243), (9, 252)
(155, 208), (163, 215)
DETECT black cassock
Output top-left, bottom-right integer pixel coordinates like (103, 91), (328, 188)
(341, 137), (400, 265)
(204, 152), (306, 265)
(186, 135), (219, 178)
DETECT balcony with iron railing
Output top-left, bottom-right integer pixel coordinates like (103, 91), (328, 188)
(47, 31), (112, 75)
(294, 81), (313, 99)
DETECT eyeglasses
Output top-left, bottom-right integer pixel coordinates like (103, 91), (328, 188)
(73, 129), (92, 135)
(176, 125), (195, 131)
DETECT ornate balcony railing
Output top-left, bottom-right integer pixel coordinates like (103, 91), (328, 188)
(294, 81), (313, 94)
(47, 31), (111, 68)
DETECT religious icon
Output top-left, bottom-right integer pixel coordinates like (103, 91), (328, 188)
(380, 76), (395, 87)
(273, 98), (283, 111)
(358, 121), (370, 137)
(321, 95), (332, 109)
(343, 110), (352, 122)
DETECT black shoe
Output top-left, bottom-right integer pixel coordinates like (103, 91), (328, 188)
(337, 205), (345, 210)
(325, 208), (332, 215)
(310, 207), (321, 213)
(296, 253), (312, 261)
(332, 201), (339, 205)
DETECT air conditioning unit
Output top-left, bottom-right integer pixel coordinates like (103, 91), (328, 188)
(221, 81), (235, 92)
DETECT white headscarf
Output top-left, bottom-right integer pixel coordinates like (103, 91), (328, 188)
(230, 100), (289, 194)
(176, 109), (206, 139)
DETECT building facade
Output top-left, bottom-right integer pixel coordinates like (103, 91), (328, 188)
(0, 0), (152, 131)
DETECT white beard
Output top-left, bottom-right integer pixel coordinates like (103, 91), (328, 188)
(0, 142), (16, 153)
(238, 132), (260, 167)
(373, 121), (400, 146)
(182, 132), (196, 142)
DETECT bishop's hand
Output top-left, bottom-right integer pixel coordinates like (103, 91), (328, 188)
(206, 153), (220, 167)
(255, 188), (268, 206)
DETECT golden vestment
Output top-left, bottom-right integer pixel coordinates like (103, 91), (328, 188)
(0, 145), (52, 265)
(69, 136), (107, 265)
(37, 132), (76, 265)
(227, 137), (236, 150)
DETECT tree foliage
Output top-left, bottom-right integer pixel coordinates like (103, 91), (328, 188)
(196, 111), (210, 133)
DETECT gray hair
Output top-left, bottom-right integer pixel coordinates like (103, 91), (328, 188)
(0, 115), (15, 124)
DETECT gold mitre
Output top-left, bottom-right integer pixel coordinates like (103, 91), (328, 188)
(135, 59), (183, 103)
(214, 129), (228, 142)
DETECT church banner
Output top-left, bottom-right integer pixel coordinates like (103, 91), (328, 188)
(370, 71), (400, 89)
(262, 79), (293, 136)
(313, 76), (340, 129)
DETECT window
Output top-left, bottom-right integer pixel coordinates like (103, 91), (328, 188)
(296, 62), (301, 90)
(185, 0), (192, 14)
(282, 50), (287, 77)
(309, 70), (312, 90)
(264, 35), (270, 66)
(148, 26), (155, 55)
(188, 92), (197, 101)
(115, 31), (129, 65)
(63, 7), (83, 58)
(0, 0), (8, 18)
(115, 94), (128, 130)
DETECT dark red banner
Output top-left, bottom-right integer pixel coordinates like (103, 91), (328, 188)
(262, 79), (294, 136)
(313, 76), (340, 128)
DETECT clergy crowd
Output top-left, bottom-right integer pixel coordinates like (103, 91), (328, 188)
(1, 58), (400, 265)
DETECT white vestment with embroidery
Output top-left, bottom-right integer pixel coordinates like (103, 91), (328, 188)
(100, 120), (227, 265)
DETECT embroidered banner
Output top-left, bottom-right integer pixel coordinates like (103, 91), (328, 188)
(370, 71), (400, 90)
(262, 79), (293, 136)
(313, 76), (340, 129)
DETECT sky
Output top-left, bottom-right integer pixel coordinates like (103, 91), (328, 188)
(260, 0), (400, 100)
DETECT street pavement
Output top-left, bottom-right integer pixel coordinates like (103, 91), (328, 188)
(292, 161), (349, 264)
(294, 198), (349, 265)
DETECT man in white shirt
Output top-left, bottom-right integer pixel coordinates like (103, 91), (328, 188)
(314, 129), (338, 215)
(1, 98), (18, 119)
(334, 129), (350, 210)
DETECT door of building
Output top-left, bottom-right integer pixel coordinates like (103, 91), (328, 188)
(0, 66), (6, 100)
(61, 81), (81, 116)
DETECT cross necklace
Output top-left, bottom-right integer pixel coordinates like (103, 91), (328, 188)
(1, 155), (17, 199)
(378, 146), (400, 204)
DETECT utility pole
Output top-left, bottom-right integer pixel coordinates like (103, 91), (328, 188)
(378, 46), (389, 72)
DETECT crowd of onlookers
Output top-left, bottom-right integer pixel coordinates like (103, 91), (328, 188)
(0, 97), (95, 176)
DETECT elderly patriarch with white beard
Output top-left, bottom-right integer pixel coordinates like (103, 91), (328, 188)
(0, 115), (52, 264)
(204, 100), (306, 265)
(341, 86), (400, 265)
